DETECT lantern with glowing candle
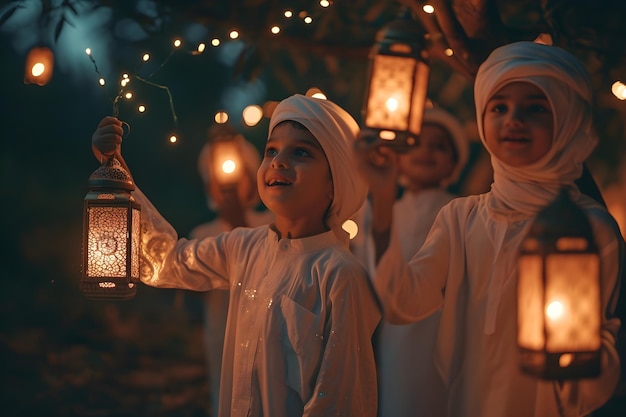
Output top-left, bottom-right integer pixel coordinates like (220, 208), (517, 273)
(208, 123), (244, 189)
(361, 9), (429, 152)
(24, 46), (54, 86)
(82, 157), (141, 300)
(517, 188), (601, 379)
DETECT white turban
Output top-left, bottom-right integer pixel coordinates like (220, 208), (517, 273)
(268, 94), (368, 238)
(474, 41), (597, 215)
(422, 107), (469, 187)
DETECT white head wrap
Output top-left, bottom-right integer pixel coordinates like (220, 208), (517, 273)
(422, 107), (469, 187)
(474, 41), (597, 216)
(268, 94), (368, 239)
(198, 129), (262, 210)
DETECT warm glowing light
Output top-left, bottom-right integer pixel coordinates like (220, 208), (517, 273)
(138, 105), (146, 113)
(341, 219), (359, 240)
(197, 43), (206, 53)
(423, 4), (435, 13)
(385, 97), (399, 112)
(122, 73), (129, 79)
(211, 38), (221, 47)
(221, 159), (237, 174)
(125, 92), (133, 99)
(215, 111), (229, 123)
(320, 0), (330, 7)
(306, 87), (327, 100)
(271, 26), (281, 34)
(31, 63), (45, 77)
(173, 38), (182, 48)
(611, 81), (626, 100)
(120, 78), (130, 87)
(169, 135), (178, 143)
(229, 30), (239, 39)
(98, 78), (106, 86)
(444, 48), (454, 56)
(243, 105), (263, 126)
(142, 53), (150, 62)
(546, 300), (564, 320)
(85, 48), (92, 55)
(559, 353), (574, 367)
(284, 10), (293, 18)
(304, 16), (313, 24)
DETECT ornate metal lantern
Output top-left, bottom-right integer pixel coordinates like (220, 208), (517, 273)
(24, 46), (54, 86)
(517, 189), (601, 379)
(82, 157), (141, 300)
(361, 9), (429, 151)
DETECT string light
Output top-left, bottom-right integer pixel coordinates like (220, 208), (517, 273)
(444, 48), (454, 56)
(612, 81), (626, 100)
(284, 10), (293, 18)
(320, 1), (331, 8)
(229, 30), (239, 39)
(215, 111), (229, 123)
(243, 105), (263, 126)
(423, 4), (435, 14)
(271, 26), (281, 34)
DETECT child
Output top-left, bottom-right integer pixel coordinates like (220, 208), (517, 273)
(190, 123), (273, 417)
(368, 107), (468, 417)
(356, 41), (624, 417)
(91, 94), (381, 417)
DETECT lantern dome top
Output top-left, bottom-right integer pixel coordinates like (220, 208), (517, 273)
(88, 157), (135, 191)
(525, 188), (594, 243)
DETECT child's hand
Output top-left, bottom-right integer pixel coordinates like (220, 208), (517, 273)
(354, 139), (399, 200)
(92, 116), (124, 163)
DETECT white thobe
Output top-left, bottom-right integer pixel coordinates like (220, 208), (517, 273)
(190, 209), (274, 417)
(134, 190), (381, 417)
(375, 192), (623, 417)
(376, 189), (455, 417)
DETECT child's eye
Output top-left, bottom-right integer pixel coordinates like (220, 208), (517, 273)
(489, 103), (508, 113)
(294, 148), (311, 157)
(528, 104), (550, 113)
(265, 147), (278, 157)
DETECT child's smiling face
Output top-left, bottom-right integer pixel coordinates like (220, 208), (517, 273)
(397, 123), (457, 190)
(257, 121), (333, 233)
(483, 81), (554, 167)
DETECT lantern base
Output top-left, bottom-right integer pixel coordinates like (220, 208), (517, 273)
(519, 348), (601, 379)
(81, 281), (137, 301)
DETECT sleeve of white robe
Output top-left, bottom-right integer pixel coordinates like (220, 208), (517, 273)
(133, 187), (231, 291)
(303, 258), (380, 417)
(374, 209), (452, 324)
(552, 208), (624, 417)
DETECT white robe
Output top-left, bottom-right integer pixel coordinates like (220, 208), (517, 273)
(375, 192), (623, 417)
(135, 190), (381, 417)
(189, 209), (274, 417)
(375, 188), (456, 417)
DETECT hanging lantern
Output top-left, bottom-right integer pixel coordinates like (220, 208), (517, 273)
(361, 9), (429, 152)
(24, 46), (54, 86)
(82, 157), (141, 300)
(208, 123), (244, 188)
(517, 188), (601, 379)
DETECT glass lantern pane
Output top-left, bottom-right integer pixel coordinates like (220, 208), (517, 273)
(86, 206), (129, 277)
(545, 253), (601, 352)
(408, 61), (429, 134)
(518, 254), (545, 349)
(365, 55), (415, 131)
(131, 207), (141, 279)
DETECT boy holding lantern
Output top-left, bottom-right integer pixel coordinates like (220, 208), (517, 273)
(190, 122), (273, 417)
(356, 41), (624, 416)
(91, 94), (380, 417)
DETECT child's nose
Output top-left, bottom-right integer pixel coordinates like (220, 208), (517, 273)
(271, 152), (289, 168)
(506, 107), (525, 125)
